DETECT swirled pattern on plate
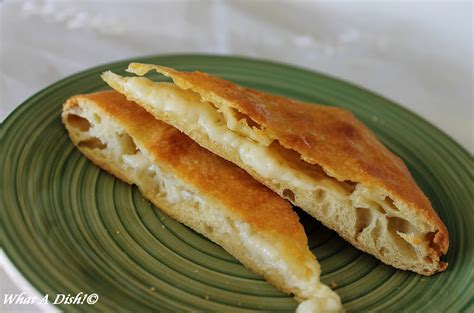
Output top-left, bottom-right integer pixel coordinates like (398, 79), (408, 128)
(1, 55), (473, 312)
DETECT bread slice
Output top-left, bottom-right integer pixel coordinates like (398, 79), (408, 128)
(102, 63), (449, 276)
(62, 91), (343, 312)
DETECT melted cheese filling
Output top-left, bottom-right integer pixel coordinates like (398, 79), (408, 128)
(123, 78), (351, 199)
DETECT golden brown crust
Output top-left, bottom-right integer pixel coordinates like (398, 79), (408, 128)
(127, 63), (448, 257)
(63, 91), (308, 259)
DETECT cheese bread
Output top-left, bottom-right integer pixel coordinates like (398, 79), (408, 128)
(102, 64), (449, 275)
(62, 91), (342, 312)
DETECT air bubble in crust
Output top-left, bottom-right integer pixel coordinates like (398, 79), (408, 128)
(67, 114), (91, 131)
(78, 137), (107, 150)
(283, 189), (295, 202)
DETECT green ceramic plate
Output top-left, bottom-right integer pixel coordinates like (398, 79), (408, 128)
(1, 55), (473, 312)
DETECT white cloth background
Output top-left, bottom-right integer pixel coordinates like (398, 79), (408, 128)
(1, 0), (472, 312)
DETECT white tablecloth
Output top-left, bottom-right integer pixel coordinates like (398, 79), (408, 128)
(1, 1), (472, 312)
